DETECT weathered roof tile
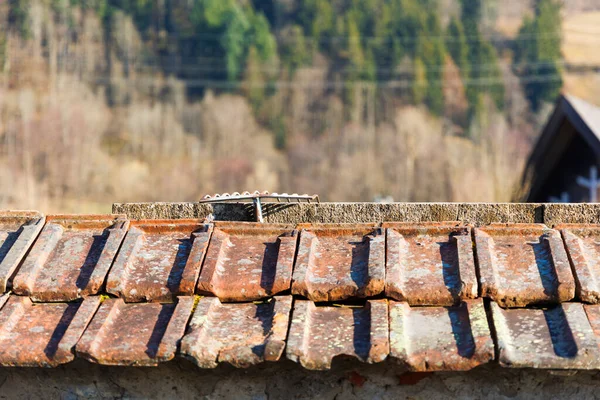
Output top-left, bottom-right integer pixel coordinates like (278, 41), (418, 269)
(389, 299), (494, 371)
(106, 220), (212, 302)
(558, 224), (600, 303)
(76, 296), (195, 366)
(6, 206), (600, 372)
(384, 222), (477, 305)
(491, 302), (600, 369)
(582, 304), (600, 352)
(475, 224), (574, 307)
(0, 211), (45, 293)
(180, 296), (292, 368)
(12, 215), (129, 302)
(286, 300), (389, 370)
(196, 222), (297, 301)
(291, 224), (385, 302)
(0, 295), (100, 366)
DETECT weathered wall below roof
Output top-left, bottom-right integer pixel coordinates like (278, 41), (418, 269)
(110, 202), (600, 226)
(2, 359), (598, 399)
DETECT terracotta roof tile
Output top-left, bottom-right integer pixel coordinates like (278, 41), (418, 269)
(291, 224), (385, 302)
(180, 296), (292, 368)
(12, 215), (129, 302)
(383, 222), (477, 305)
(106, 220), (211, 302)
(0, 211), (45, 293)
(196, 222), (297, 301)
(286, 299), (389, 370)
(582, 304), (600, 353)
(389, 299), (494, 371)
(475, 224), (574, 307)
(76, 296), (195, 366)
(491, 302), (600, 369)
(4, 207), (600, 372)
(558, 224), (600, 303)
(0, 295), (100, 366)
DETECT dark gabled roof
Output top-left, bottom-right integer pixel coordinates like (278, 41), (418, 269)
(523, 94), (600, 201)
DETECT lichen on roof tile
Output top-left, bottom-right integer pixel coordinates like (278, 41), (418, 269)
(491, 302), (600, 369)
(286, 299), (389, 370)
(0, 211), (45, 294)
(0, 295), (100, 367)
(291, 224), (385, 302)
(180, 296), (292, 368)
(558, 224), (600, 303)
(389, 299), (494, 371)
(196, 222), (297, 301)
(106, 220), (212, 302)
(76, 296), (195, 366)
(12, 215), (129, 302)
(475, 223), (574, 307)
(384, 222), (477, 305)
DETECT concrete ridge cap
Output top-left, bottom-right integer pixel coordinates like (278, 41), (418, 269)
(111, 201), (600, 225)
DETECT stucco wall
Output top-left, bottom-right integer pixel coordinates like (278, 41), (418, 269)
(2, 359), (598, 399)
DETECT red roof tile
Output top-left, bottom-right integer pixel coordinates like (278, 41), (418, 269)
(291, 224), (385, 302)
(582, 304), (600, 358)
(76, 296), (194, 366)
(389, 299), (494, 371)
(106, 220), (211, 302)
(0, 211), (45, 293)
(196, 222), (297, 301)
(491, 302), (600, 369)
(180, 296), (292, 368)
(2, 208), (600, 372)
(558, 224), (600, 303)
(0, 295), (100, 366)
(12, 215), (129, 301)
(384, 222), (477, 305)
(475, 224), (574, 307)
(286, 300), (389, 370)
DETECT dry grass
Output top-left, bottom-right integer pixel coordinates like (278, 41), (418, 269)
(563, 72), (600, 105)
(563, 12), (600, 65)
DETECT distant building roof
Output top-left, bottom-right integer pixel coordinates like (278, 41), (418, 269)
(523, 94), (600, 202)
(2, 204), (600, 370)
(564, 94), (600, 140)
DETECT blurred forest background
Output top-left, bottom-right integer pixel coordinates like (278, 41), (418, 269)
(0, 0), (598, 212)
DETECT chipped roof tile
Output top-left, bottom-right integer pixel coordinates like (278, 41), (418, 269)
(383, 222), (477, 305)
(286, 299), (389, 370)
(389, 299), (494, 371)
(475, 224), (574, 307)
(196, 222), (297, 301)
(180, 296), (292, 368)
(12, 215), (129, 302)
(0, 211), (45, 293)
(76, 297), (195, 366)
(0, 295), (100, 366)
(106, 220), (212, 302)
(291, 224), (385, 302)
(491, 302), (600, 369)
(558, 224), (600, 303)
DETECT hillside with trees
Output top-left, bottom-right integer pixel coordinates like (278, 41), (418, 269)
(0, 0), (569, 211)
